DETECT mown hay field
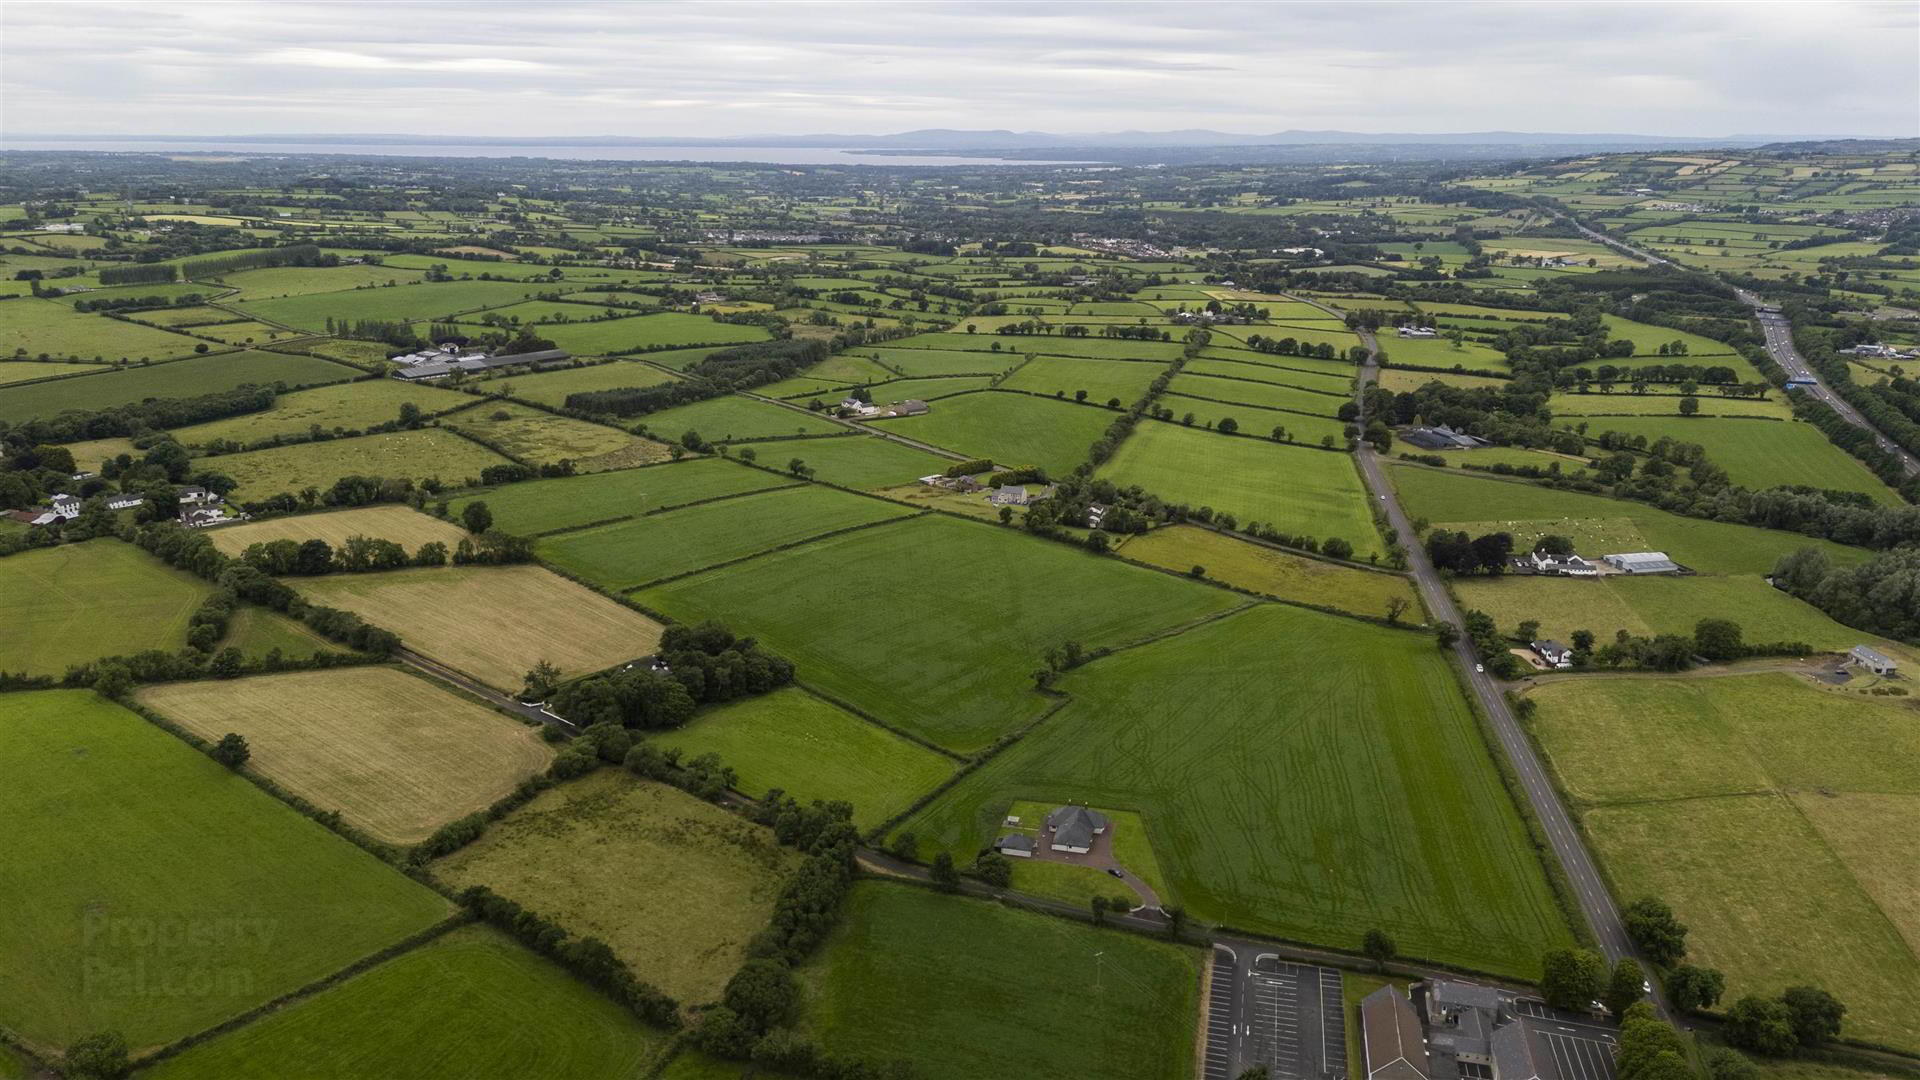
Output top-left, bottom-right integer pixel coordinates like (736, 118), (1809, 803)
(874, 391), (1113, 475)
(1450, 572), (1871, 649)
(209, 504), (470, 556)
(540, 484), (917, 591)
(638, 514), (1239, 753)
(211, 429), (513, 499)
(0, 350), (357, 424)
(449, 458), (788, 535)
(433, 771), (797, 1004)
(903, 603), (1574, 978)
(647, 688), (956, 829)
(0, 691), (451, 1052)
(296, 565), (664, 690)
(797, 882), (1199, 1080)
(137, 668), (553, 845)
(0, 539), (210, 675)
(1098, 423), (1382, 557)
(143, 925), (669, 1080)
(1119, 525), (1419, 619)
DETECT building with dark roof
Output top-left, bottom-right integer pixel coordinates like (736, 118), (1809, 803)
(1045, 805), (1109, 853)
(1362, 985), (1431, 1080)
(995, 834), (1035, 858)
(392, 348), (570, 381)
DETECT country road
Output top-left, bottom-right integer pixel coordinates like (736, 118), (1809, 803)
(1564, 218), (1920, 475)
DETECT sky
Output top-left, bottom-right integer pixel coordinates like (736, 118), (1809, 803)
(3, 0), (1916, 139)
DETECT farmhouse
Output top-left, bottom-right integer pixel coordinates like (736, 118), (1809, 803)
(1523, 550), (1596, 577)
(1603, 551), (1681, 575)
(49, 493), (82, 519)
(391, 348), (571, 382)
(105, 494), (144, 511)
(1531, 641), (1574, 669)
(1360, 985), (1431, 1080)
(178, 486), (219, 507)
(1045, 805), (1108, 854)
(995, 834), (1036, 858)
(1850, 644), (1898, 676)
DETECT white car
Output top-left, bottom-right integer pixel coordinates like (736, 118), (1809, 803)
(1474, 664), (1484, 674)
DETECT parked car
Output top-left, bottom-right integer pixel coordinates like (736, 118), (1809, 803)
(1106, 868), (1124, 878)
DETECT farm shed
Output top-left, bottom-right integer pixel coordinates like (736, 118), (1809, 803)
(1850, 645), (1898, 676)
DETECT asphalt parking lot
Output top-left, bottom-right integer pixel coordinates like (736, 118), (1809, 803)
(1205, 940), (1346, 1080)
(1514, 999), (1620, 1080)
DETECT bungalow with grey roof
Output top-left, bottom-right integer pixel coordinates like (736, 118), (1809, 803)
(1046, 805), (1108, 854)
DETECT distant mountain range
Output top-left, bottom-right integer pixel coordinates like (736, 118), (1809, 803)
(14, 128), (1868, 150)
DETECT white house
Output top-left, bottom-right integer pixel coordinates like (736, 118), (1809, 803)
(1531, 640), (1575, 669)
(105, 494), (144, 511)
(1527, 550), (1597, 577)
(178, 486), (220, 507)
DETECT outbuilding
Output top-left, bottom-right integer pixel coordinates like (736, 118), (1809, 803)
(1850, 645), (1898, 677)
(995, 834), (1035, 858)
(1604, 551), (1681, 575)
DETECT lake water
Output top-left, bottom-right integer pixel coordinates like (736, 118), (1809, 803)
(0, 139), (1102, 167)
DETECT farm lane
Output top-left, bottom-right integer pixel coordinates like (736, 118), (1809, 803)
(1334, 309), (1676, 1021)
(395, 648), (575, 730)
(1561, 218), (1920, 475)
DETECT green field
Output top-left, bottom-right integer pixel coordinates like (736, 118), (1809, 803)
(1451, 572), (1870, 648)
(0, 359), (109, 385)
(874, 391), (1113, 474)
(1118, 525), (1420, 619)
(169, 379), (466, 445)
(481, 359), (681, 408)
(638, 515), (1240, 752)
(902, 603), (1572, 975)
(0, 691), (451, 1052)
(1391, 465), (1868, 575)
(540, 484), (917, 590)
(997, 355), (1167, 402)
(866, 345), (1019, 377)
(210, 428), (512, 499)
(0, 540), (211, 675)
(1158, 393), (1352, 445)
(217, 604), (335, 660)
(1550, 389), (1790, 419)
(1576, 417), (1899, 502)
(443, 402), (669, 471)
(799, 882), (1200, 1080)
(1528, 674), (1920, 1050)
(1169, 371), (1350, 417)
(635, 393), (846, 441)
(235, 279), (585, 330)
(0, 297), (203, 361)
(448, 457), (787, 535)
(536, 313), (770, 355)
(1098, 423), (1382, 557)
(734, 434), (952, 490)
(647, 687), (956, 829)
(0, 351), (357, 424)
(143, 926), (668, 1080)
(433, 770), (796, 1003)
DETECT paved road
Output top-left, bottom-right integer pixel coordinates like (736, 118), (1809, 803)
(395, 648), (577, 731)
(1563, 218), (1918, 475)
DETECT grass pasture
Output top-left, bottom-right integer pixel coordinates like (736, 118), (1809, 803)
(1119, 525), (1418, 619)
(0, 297), (203, 361)
(635, 393), (846, 442)
(448, 458), (785, 535)
(638, 515), (1238, 752)
(736, 433), (952, 490)
(1098, 423), (1381, 557)
(902, 603), (1573, 976)
(0, 540), (210, 675)
(799, 882), (1200, 1080)
(235, 280), (588, 330)
(1528, 673), (1920, 1050)
(433, 771), (797, 1003)
(1169, 371), (1349, 417)
(137, 668), (552, 845)
(169, 379), (467, 445)
(217, 605), (335, 660)
(873, 391), (1113, 474)
(482, 359), (681, 408)
(208, 504), (468, 556)
(536, 313), (770, 355)
(296, 565), (664, 690)
(0, 350), (357, 424)
(0, 691), (451, 1052)
(142, 925), (668, 1080)
(541, 484), (916, 590)
(1451, 572), (1867, 648)
(0, 359), (110, 384)
(211, 428), (513, 499)
(1578, 417), (1899, 503)
(442, 402), (671, 471)
(648, 688), (956, 829)
(998, 355), (1167, 403)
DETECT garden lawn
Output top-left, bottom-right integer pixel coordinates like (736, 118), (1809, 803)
(212, 429), (513, 499)
(1576, 417), (1899, 503)
(541, 484), (917, 590)
(648, 688), (956, 829)
(1391, 465), (1868, 575)
(873, 391), (1112, 474)
(1118, 525), (1418, 619)
(635, 394), (845, 441)
(798, 882), (1200, 1080)
(1098, 423), (1381, 557)
(443, 402), (670, 471)
(448, 458), (787, 535)
(433, 771), (797, 1004)
(142, 926), (668, 1080)
(902, 604), (1574, 977)
(169, 380), (467, 445)
(0, 539), (210, 675)
(0, 691), (451, 1053)
(637, 515), (1239, 753)
(295, 565), (663, 690)
(736, 434), (951, 490)
(0, 351), (356, 424)
(137, 668), (552, 845)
